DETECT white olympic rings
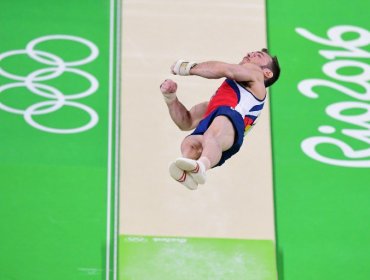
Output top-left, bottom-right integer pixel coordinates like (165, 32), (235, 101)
(0, 35), (99, 134)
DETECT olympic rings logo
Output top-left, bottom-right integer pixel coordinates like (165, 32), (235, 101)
(0, 35), (99, 134)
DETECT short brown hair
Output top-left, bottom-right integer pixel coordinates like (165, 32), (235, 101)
(262, 48), (280, 87)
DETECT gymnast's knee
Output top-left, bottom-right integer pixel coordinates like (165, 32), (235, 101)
(181, 137), (203, 159)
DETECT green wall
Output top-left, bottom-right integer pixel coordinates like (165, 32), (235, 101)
(267, 0), (370, 279)
(0, 1), (120, 279)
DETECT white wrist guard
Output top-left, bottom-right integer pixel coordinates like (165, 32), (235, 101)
(162, 93), (177, 104)
(173, 60), (197, 76)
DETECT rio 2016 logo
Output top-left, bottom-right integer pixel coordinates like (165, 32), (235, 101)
(296, 25), (370, 168)
(0, 34), (99, 134)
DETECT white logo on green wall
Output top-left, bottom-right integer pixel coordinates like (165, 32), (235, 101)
(0, 35), (99, 134)
(296, 25), (370, 167)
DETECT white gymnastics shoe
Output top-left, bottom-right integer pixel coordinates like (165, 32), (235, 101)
(169, 161), (198, 190)
(175, 157), (206, 185)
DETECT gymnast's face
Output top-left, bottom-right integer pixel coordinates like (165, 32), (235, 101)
(240, 51), (272, 67)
